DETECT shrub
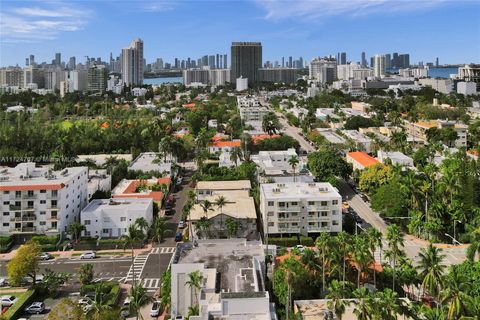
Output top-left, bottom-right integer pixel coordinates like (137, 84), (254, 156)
(31, 235), (59, 245)
(3, 289), (36, 320)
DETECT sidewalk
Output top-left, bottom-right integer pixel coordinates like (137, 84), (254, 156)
(0, 242), (153, 261)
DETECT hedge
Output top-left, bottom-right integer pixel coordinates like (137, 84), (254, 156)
(267, 236), (315, 247)
(3, 289), (36, 320)
(80, 281), (120, 306)
(0, 236), (13, 253)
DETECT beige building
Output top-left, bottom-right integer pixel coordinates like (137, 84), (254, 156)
(404, 120), (467, 147)
(195, 180), (251, 201)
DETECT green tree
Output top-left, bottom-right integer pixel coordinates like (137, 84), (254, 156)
(68, 221), (86, 243)
(225, 217), (241, 238)
(130, 283), (152, 320)
(47, 298), (86, 320)
(215, 195), (228, 229)
(359, 163), (393, 196)
(230, 147), (243, 167)
(134, 217), (149, 238)
(307, 146), (352, 181)
(441, 267), (473, 320)
(386, 224), (404, 292)
(7, 241), (41, 286)
(78, 263), (94, 285)
(351, 235), (373, 289)
(288, 155), (299, 182)
(326, 280), (350, 320)
(186, 270), (203, 305)
(370, 180), (408, 218)
(352, 288), (372, 320)
(160, 269), (171, 311)
(151, 217), (172, 244)
(467, 227), (480, 262)
(315, 233), (330, 293)
(418, 243), (446, 298)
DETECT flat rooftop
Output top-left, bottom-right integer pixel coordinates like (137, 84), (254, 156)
(196, 180), (251, 191)
(0, 163), (86, 190)
(189, 192), (256, 220)
(261, 182), (340, 199)
(175, 239), (264, 293)
(128, 152), (173, 173)
(316, 128), (346, 144)
(82, 198), (152, 214)
(341, 130), (372, 142)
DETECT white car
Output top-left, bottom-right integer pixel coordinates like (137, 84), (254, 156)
(123, 296), (131, 306)
(80, 251), (96, 259)
(178, 221), (185, 229)
(39, 252), (53, 260)
(176, 177), (183, 185)
(150, 301), (162, 317)
(25, 302), (45, 314)
(0, 278), (8, 287)
(0, 295), (18, 307)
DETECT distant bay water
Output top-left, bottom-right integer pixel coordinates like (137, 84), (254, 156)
(144, 76), (183, 85)
(427, 67), (458, 79)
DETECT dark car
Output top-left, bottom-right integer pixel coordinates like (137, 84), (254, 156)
(165, 208), (175, 216)
(175, 232), (183, 242)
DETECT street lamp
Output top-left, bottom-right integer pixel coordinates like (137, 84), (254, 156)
(355, 223), (365, 235)
(453, 220), (461, 245)
(445, 233), (462, 246)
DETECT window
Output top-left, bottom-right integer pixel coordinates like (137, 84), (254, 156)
(308, 201), (315, 206)
(27, 190), (34, 197)
(291, 202), (298, 206)
(51, 200), (57, 208)
(40, 211), (46, 215)
(51, 190), (58, 197)
(308, 222), (316, 226)
(2, 212), (8, 216)
(51, 212), (58, 219)
(308, 212), (316, 216)
(39, 221), (46, 226)
(321, 211), (328, 217)
(278, 212), (286, 219)
(321, 201), (328, 206)
(40, 190), (46, 193)
(332, 200), (339, 205)
(291, 212), (298, 216)
(3, 201), (9, 205)
(102, 229), (110, 234)
(2, 223), (8, 227)
(120, 217), (126, 222)
(332, 210), (338, 215)
(278, 223), (287, 229)
(278, 202), (285, 208)
(267, 201), (274, 207)
(27, 201), (34, 208)
(321, 222), (329, 227)
(291, 222), (298, 227)
(40, 200), (46, 204)
(15, 191), (21, 198)
(332, 220), (339, 226)
(103, 217), (111, 223)
(268, 222), (274, 227)
(3, 191), (9, 195)
(84, 220), (91, 225)
(85, 231), (91, 237)
(198, 191), (204, 195)
(51, 221), (57, 228)
(267, 212), (274, 217)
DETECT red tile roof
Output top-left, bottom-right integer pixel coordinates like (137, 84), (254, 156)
(0, 184), (65, 191)
(251, 134), (280, 145)
(114, 178), (171, 202)
(210, 140), (241, 148)
(347, 152), (379, 168)
(182, 103), (196, 109)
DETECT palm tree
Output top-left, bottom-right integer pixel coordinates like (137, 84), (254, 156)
(225, 217), (242, 238)
(104, 156), (119, 174)
(315, 233), (330, 294)
(386, 224), (404, 292)
(366, 228), (382, 289)
(215, 196), (227, 231)
(440, 267), (472, 320)
(418, 243), (446, 299)
(199, 199), (212, 219)
(135, 217), (149, 239)
(186, 270), (203, 305)
(151, 217), (172, 244)
(351, 235), (373, 289)
(230, 147), (243, 167)
(326, 280), (349, 320)
(89, 282), (112, 320)
(288, 156), (299, 182)
(158, 135), (175, 161)
(130, 283), (152, 320)
(121, 224), (144, 288)
(376, 289), (403, 320)
(68, 221), (86, 243)
(336, 232), (351, 287)
(467, 227), (480, 262)
(195, 217), (212, 239)
(352, 287), (372, 320)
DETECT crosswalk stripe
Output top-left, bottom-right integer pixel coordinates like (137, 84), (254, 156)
(151, 247), (176, 254)
(124, 254), (149, 283)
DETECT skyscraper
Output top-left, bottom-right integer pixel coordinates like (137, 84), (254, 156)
(385, 54), (392, 69)
(340, 52), (347, 65)
(392, 52), (399, 68)
(282, 57), (285, 68)
(373, 55), (386, 78)
(436, 57), (439, 67)
(230, 42), (262, 85)
(87, 64), (108, 93)
(121, 38), (144, 86)
(55, 53), (61, 66)
(68, 57), (76, 70)
(223, 55), (227, 70)
(29, 55), (35, 66)
(399, 54), (410, 68)
(289, 56), (293, 68)
(361, 52), (366, 68)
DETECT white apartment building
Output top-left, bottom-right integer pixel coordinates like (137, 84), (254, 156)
(236, 76), (248, 91)
(260, 182), (342, 236)
(171, 239), (274, 320)
(251, 148), (301, 175)
(80, 198), (153, 238)
(377, 150), (414, 167)
(341, 130), (373, 153)
(373, 55), (386, 78)
(195, 180), (251, 202)
(0, 163), (88, 236)
(337, 63), (360, 80)
(457, 82), (477, 95)
(418, 78), (453, 94)
(87, 169), (111, 200)
(238, 97), (269, 122)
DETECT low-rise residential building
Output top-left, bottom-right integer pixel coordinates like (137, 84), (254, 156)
(316, 128), (347, 145)
(251, 148), (302, 176)
(128, 152), (174, 176)
(418, 78), (454, 94)
(0, 163), (88, 236)
(377, 150), (414, 167)
(87, 169), (111, 200)
(171, 239), (274, 320)
(81, 198), (153, 238)
(188, 190), (257, 239)
(404, 120), (468, 147)
(238, 96), (269, 122)
(260, 182), (342, 236)
(457, 81), (477, 95)
(289, 107), (309, 120)
(346, 151), (380, 171)
(196, 180), (251, 202)
(208, 140), (241, 154)
(112, 177), (170, 204)
(341, 130), (373, 153)
(351, 101), (371, 113)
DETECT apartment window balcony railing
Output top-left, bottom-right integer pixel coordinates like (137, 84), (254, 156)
(278, 217), (301, 222)
(9, 205), (21, 210)
(22, 194), (37, 199)
(278, 227), (300, 232)
(10, 215), (37, 222)
(277, 206), (300, 212)
(9, 226), (37, 233)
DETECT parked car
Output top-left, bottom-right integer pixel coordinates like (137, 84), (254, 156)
(0, 295), (17, 307)
(150, 300), (162, 317)
(176, 176), (183, 185)
(25, 302), (45, 314)
(295, 245), (305, 252)
(39, 252), (53, 260)
(80, 251), (96, 259)
(123, 296), (131, 306)
(178, 221), (185, 229)
(0, 278), (8, 287)
(175, 316), (184, 320)
(175, 231), (183, 242)
(165, 208), (175, 216)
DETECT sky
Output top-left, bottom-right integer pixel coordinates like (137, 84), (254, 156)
(1, 0), (480, 67)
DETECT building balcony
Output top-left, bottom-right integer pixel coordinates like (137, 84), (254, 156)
(307, 205), (330, 211)
(278, 227), (300, 233)
(22, 194), (37, 199)
(10, 226), (37, 233)
(10, 215), (37, 222)
(307, 226), (330, 232)
(277, 206), (300, 212)
(278, 217), (301, 222)
(9, 205), (21, 210)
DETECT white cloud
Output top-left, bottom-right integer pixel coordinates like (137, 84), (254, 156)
(255, 0), (450, 21)
(141, 1), (177, 12)
(0, 3), (91, 43)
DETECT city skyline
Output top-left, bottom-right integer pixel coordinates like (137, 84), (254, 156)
(1, 0), (479, 67)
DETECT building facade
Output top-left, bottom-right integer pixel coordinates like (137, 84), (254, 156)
(260, 182), (342, 236)
(230, 42), (262, 85)
(121, 38), (144, 86)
